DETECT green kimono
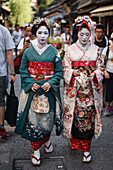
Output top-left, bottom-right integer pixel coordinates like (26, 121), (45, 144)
(15, 45), (63, 142)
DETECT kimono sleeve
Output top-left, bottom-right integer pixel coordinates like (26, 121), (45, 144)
(91, 47), (105, 86)
(19, 51), (36, 93)
(62, 48), (74, 86)
(48, 52), (63, 92)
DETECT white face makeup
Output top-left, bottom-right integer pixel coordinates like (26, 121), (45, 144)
(78, 28), (90, 46)
(36, 26), (49, 45)
(53, 27), (58, 37)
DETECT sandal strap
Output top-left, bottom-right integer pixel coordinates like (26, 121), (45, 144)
(32, 155), (41, 162)
(83, 153), (91, 159)
(44, 142), (52, 149)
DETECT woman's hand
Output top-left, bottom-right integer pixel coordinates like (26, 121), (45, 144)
(41, 82), (51, 92)
(104, 70), (110, 79)
(31, 83), (40, 92)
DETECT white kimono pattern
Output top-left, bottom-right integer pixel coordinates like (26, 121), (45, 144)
(62, 42), (105, 139)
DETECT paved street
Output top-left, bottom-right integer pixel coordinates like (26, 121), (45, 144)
(0, 75), (113, 170)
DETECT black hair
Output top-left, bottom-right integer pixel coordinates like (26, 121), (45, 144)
(32, 21), (50, 36)
(65, 25), (70, 29)
(79, 22), (90, 31)
(15, 24), (19, 28)
(96, 24), (104, 32)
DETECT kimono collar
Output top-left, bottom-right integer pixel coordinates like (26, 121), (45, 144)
(76, 40), (91, 53)
(33, 44), (50, 55)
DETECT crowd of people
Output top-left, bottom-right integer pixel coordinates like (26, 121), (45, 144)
(0, 15), (113, 166)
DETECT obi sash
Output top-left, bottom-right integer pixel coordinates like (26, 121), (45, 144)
(28, 62), (54, 81)
(72, 60), (97, 76)
(72, 61), (96, 67)
(51, 43), (61, 49)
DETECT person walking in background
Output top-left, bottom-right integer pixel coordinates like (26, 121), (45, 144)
(102, 33), (113, 116)
(94, 23), (108, 107)
(69, 23), (78, 45)
(109, 32), (113, 45)
(17, 23), (37, 57)
(62, 16), (104, 163)
(12, 24), (22, 56)
(61, 25), (72, 52)
(94, 23), (108, 53)
(15, 18), (63, 166)
(48, 23), (64, 59)
(0, 24), (15, 140)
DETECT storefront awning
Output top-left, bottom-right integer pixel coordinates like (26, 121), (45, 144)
(0, 4), (11, 12)
(90, 5), (113, 17)
(47, 13), (63, 22)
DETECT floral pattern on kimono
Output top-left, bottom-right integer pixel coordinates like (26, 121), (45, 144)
(62, 43), (105, 139)
(15, 45), (63, 142)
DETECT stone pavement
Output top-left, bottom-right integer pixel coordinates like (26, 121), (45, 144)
(0, 75), (113, 170)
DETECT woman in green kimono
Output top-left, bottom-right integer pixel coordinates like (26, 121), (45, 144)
(15, 18), (63, 166)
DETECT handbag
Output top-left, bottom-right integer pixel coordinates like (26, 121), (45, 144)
(31, 92), (49, 113)
(5, 81), (19, 127)
(14, 55), (22, 74)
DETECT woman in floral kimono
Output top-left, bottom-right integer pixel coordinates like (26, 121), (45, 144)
(15, 18), (63, 166)
(62, 16), (104, 162)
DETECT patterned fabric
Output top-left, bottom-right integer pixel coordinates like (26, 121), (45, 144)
(51, 43), (61, 49)
(15, 45), (63, 142)
(70, 135), (91, 152)
(31, 93), (49, 113)
(74, 83), (95, 133)
(31, 135), (50, 151)
(28, 62), (54, 81)
(62, 43), (105, 140)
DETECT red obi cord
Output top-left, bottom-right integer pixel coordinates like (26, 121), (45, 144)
(28, 62), (54, 81)
(70, 135), (91, 152)
(72, 61), (96, 67)
(31, 135), (50, 151)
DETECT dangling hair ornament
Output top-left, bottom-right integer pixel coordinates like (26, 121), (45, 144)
(33, 17), (53, 28)
(75, 16), (97, 44)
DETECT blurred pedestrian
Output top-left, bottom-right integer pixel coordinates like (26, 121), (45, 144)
(62, 16), (104, 163)
(102, 33), (113, 116)
(94, 23), (108, 52)
(20, 26), (26, 38)
(17, 23), (37, 57)
(94, 24), (108, 107)
(0, 24), (15, 140)
(109, 32), (113, 45)
(48, 23), (64, 59)
(15, 18), (63, 166)
(69, 24), (78, 45)
(61, 25), (72, 52)
(12, 24), (23, 56)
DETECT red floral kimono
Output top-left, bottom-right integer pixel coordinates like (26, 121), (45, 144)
(62, 42), (104, 151)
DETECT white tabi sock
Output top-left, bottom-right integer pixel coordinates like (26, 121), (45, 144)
(32, 149), (40, 164)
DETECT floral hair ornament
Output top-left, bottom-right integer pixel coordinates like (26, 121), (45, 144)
(33, 17), (53, 29)
(54, 22), (60, 28)
(75, 15), (97, 44)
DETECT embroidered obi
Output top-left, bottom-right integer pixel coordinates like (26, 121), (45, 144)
(72, 60), (96, 75)
(51, 43), (61, 49)
(28, 62), (54, 81)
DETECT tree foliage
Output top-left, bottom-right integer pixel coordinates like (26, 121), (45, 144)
(9, 0), (32, 26)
